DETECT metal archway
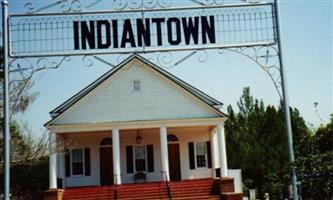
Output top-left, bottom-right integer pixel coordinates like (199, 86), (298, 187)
(1, 0), (299, 199)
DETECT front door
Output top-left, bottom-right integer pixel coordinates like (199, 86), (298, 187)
(168, 143), (181, 181)
(99, 147), (113, 185)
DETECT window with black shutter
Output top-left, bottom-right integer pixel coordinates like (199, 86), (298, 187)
(134, 145), (146, 171)
(195, 142), (207, 168)
(188, 142), (195, 169)
(147, 145), (154, 172)
(66, 148), (91, 177)
(72, 149), (84, 175)
(207, 141), (212, 168)
(126, 146), (134, 173)
(84, 148), (91, 176)
(65, 149), (70, 177)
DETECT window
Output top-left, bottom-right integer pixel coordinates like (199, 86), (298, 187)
(127, 145), (154, 174)
(167, 134), (179, 142)
(195, 142), (207, 168)
(100, 137), (112, 146)
(135, 145), (146, 171)
(66, 148), (91, 177)
(72, 149), (84, 175)
(133, 80), (141, 92)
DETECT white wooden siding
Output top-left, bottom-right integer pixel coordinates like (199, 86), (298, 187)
(53, 59), (219, 125)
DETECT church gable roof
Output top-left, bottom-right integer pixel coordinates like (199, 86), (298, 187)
(46, 54), (225, 126)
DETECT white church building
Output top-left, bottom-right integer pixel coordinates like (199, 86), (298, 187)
(44, 54), (242, 200)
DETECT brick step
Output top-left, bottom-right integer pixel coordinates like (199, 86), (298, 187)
(171, 186), (214, 190)
(65, 198), (113, 200)
(62, 179), (223, 200)
(64, 194), (114, 198)
(64, 192), (113, 197)
(63, 188), (115, 200)
(64, 189), (113, 194)
(172, 192), (216, 198)
(64, 190), (113, 194)
(117, 190), (167, 194)
(171, 184), (214, 188)
(168, 179), (219, 199)
(221, 192), (243, 200)
(118, 182), (163, 188)
(171, 181), (214, 184)
(171, 189), (215, 195)
(118, 193), (168, 197)
(64, 192), (113, 195)
(171, 181), (214, 185)
(117, 183), (168, 199)
(117, 186), (167, 192)
(65, 186), (112, 191)
(171, 180), (214, 183)
(63, 195), (114, 200)
(64, 193), (113, 196)
(118, 193), (168, 198)
(170, 181), (214, 186)
(172, 195), (220, 200)
(117, 189), (167, 194)
(117, 186), (166, 191)
(64, 196), (114, 200)
(118, 198), (169, 200)
(172, 190), (214, 194)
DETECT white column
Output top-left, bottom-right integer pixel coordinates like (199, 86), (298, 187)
(112, 128), (121, 184)
(160, 126), (170, 181)
(49, 131), (57, 189)
(58, 136), (65, 188)
(210, 130), (218, 178)
(217, 123), (228, 177)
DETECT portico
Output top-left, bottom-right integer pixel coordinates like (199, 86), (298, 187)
(47, 118), (228, 188)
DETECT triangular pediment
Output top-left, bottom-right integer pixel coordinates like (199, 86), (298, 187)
(47, 55), (224, 126)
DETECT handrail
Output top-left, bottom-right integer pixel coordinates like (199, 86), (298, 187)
(162, 171), (172, 200)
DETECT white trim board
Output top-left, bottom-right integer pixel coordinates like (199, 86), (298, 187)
(47, 117), (226, 133)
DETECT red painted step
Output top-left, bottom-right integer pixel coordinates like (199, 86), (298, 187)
(169, 178), (220, 199)
(62, 178), (240, 200)
(63, 182), (169, 200)
(117, 182), (169, 199)
(63, 186), (115, 200)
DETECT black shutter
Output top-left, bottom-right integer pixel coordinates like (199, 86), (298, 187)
(65, 149), (71, 177)
(126, 146), (134, 173)
(84, 148), (91, 176)
(207, 141), (212, 168)
(147, 145), (154, 172)
(216, 168), (221, 177)
(188, 142), (195, 169)
(57, 178), (63, 189)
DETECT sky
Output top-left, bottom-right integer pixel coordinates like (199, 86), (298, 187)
(3, 0), (332, 137)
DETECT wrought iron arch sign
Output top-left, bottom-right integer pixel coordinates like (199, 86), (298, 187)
(1, 0), (300, 199)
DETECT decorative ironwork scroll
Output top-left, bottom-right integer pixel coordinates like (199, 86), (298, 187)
(9, 2), (275, 58)
(24, 0), (172, 14)
(221, 46), (283, 99)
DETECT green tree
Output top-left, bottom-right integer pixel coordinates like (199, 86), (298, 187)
(296, 115), (333, 199)
(225, 87), (310, 199)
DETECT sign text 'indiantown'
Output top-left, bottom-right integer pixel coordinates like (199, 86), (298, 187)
(73, 16), (216, 50)
(9, 4), (275, 57)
